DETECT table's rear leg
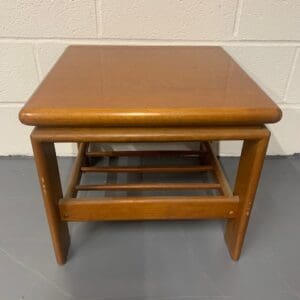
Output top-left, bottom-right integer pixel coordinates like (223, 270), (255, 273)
(225, 132), (270, 260)
(31, 138), (70, 265)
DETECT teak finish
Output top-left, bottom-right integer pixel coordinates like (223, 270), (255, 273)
(59, 196), (240, 222)
(19, 46), (281, 127)
(20, 46), (282, 265)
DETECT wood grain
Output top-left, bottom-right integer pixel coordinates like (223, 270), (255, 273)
(75, 182), (221, 191)
(80, 165), (214, 173)
(19, 46), (281, 127)
(30, 126), (270, 142)
(86, 150), (201, 157)
(31, 138), (70, 265)
(64, 142), (88, 199)
(225, 132), (270, 260)
(59, 196), (239, 221)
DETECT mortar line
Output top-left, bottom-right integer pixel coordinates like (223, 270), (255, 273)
(94, 0), (99, 38)
(0, 102), (24, 107)
(283, 47), (299, 102)
(279, 103), (300, 109)
(95, 0), (103, 38)
(33, 44), (42, 81)
(233, 0), (244, 38)
(1, 37), (300, 46)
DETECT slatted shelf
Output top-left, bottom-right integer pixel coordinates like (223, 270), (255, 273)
(59, 141), (236, 221)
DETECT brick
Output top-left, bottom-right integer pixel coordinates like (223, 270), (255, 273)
(0, 105), (32, 155)
(0, 43), (39, 102)
(0, 105), (75, 155)
(36, 43), (69, 78)
(224, 46), (295, 103)
(268, 107), (300, 155)
(237, 0), (300, 40)
(220, 107), (300, 156)
(285, 50), (300, 104)
(0, 0), (97, 38)
(101, 0), (237, 40)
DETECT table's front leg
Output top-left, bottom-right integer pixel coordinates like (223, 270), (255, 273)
(225, 131), (270, 260)
(31, 137), (70, 265)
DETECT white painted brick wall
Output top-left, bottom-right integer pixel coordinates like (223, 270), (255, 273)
(237, 1), (300, 40)
(101, 0), (238, 40)
(0, 0), (299, 156)
(0, 43), (38, 102)
(0, 1), (97, 38)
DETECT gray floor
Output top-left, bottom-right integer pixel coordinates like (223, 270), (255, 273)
(0, 155), (300, 300)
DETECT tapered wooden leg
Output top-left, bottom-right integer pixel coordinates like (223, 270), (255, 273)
(31, 138), (70, 265)
(225, 131), (270, 260)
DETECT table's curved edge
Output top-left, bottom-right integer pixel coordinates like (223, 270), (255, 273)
(19, 106), (282, 127)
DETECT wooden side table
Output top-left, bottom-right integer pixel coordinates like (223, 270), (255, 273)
(19, 46), (282, 265)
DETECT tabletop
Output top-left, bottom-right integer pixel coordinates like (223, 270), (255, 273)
(19, 45), (282, 127)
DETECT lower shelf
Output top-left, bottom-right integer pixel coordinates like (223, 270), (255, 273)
(60, 141), (238, 221)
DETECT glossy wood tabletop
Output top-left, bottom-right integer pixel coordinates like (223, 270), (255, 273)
(19, 46), (282, 127)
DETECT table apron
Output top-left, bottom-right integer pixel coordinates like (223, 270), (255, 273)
(30, 126), (269, 143)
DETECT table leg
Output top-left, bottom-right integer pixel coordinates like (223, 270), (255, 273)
(225, 132), (270, 260)
(31, 138), (70, 265)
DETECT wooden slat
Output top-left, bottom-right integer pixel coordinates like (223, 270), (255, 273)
(81, 165), (213, 173)
(64, 143), (88, 198)
(59, 195), (239, 221)
(86, 150), (203, 158)
(204, 142), (233, 197)
(75, 182), (221, 191)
